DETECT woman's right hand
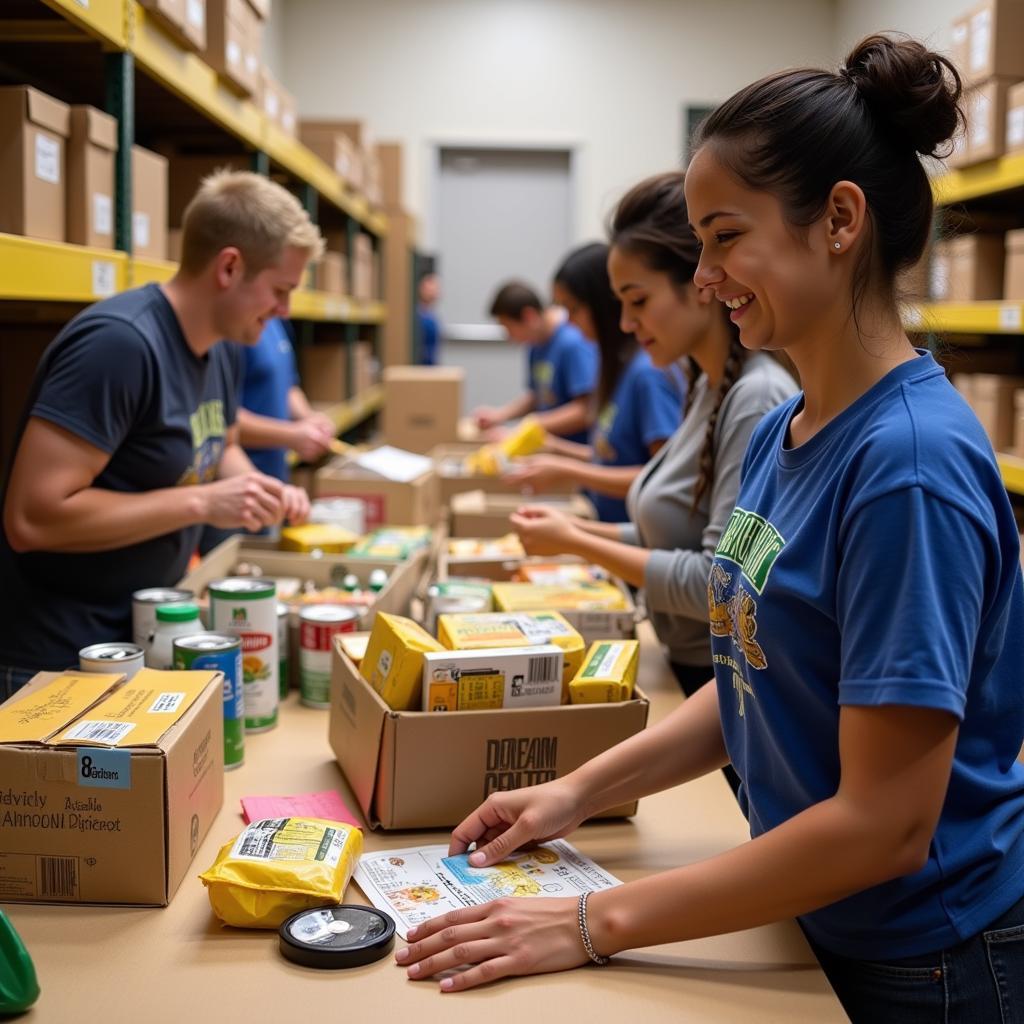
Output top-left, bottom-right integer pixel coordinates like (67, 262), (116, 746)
(448, 777), (589, 866)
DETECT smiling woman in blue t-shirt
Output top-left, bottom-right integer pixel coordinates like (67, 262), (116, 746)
(389, 36), (1024, 1019)
(506, 242), (683, 521)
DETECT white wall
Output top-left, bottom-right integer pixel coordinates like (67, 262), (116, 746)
(833, 0), (969, 59)
(277, 0), (835, 244)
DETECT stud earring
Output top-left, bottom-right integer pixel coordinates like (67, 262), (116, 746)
(834, 242), (841, 250)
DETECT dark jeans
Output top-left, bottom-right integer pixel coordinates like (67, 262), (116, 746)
(670, 661), (743, 798)
(1, 665), (37, 701)
(806, 890), (1024, 1023)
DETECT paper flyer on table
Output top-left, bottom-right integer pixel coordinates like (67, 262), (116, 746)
(353, 840), (621, 939)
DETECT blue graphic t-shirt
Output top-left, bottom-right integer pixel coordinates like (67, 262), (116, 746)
(0, 284), (242, 671)
(708, 350), (1024, 959)
(588, 350), (683, 522)
(240, 318), (299, 481)
(527, 321), (597, 444)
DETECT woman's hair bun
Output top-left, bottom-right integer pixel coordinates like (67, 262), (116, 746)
(841, 33), (963, 157)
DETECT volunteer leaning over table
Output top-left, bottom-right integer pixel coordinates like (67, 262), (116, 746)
(0, 171), (321, 698)
(394, 35), (1024, 1022)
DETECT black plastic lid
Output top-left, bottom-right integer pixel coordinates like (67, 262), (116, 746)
(279, 905), (396, 969)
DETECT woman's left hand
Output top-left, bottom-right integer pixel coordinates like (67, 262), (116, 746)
(503, 455), (571, 493)
(395, 896), (587, 992)
(510, 505), (580, 556)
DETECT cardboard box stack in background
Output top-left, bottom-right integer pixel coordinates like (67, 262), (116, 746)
(316, 251), (347, 295)
(165, 153), (247, 229)
(948, 0), (1024, 168)
(298, 342), (347, 404)
(131, 145), (169, 260)
(930, 233), (1006, 301)
(1005, 228), (1024, 300)
(140, 0), (207, 51)
(66, 106), (116, 250)
(0, 85), (69, 242)
(352, 232), (376, 300)
(204, 0), (257, 96)
(382, 366), (464, 453)
(955, 373), (1024, 451)
(1008, 82), (1024, 153)
(0, 669), (224, 906)
(260, 70), (297, 137)
(299, 121), (361, 185)
(353, 339), (377, 393)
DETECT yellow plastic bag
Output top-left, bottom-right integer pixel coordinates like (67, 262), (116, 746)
(199, 817), (363, 928)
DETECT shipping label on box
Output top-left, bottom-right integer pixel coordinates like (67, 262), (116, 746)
(0, 669), (223, 906)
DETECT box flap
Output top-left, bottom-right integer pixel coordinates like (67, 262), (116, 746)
(70, 105), (117, 151)
(24, 86), (70, 137)
(384, 366), (465, 384)
(0, 673), (124, 743)
(51, 669), (220, 748)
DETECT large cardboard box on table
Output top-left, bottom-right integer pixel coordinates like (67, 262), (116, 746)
(0, 669), (223, 906)
(328, 640), (649, 830)
(66, 105), (116, 249)
(315, 451), (440, 529)
(131, 145), (168, 260)
(383, 366), (463, 453)
(0, 85), (69, 242)
(449, 489), (594, 538)
(961, 0), (1024, 84)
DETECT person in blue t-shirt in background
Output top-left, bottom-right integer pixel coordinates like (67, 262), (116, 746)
(392, 37), (1024, 1019)
(415, 272), (442, 366)
(505, 243), (683, 522)
(473, 281), (597, 445)
(235, 317), (336, 482)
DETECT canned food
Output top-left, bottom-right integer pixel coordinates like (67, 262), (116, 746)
(79, 642), (145, 680)
(425, 582), (493, 636)
(208, 577), (278, 732)
(278, 602), (290, 700)
(173, 633), (244, 771)
(299, 605), (361, 708)
(132, 587), (193, 649)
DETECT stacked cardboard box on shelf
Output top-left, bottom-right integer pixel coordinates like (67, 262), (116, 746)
(955, 373), (1024, 451)
(1006, 228), (1024, 300)
(299, 121), (362, 186)
(930, 233), (1006, 301)
(204, 0), (260, 96)
(140, 0), (207, 51)
(66, 106), (116, 250)
(131, 146), (169, 260)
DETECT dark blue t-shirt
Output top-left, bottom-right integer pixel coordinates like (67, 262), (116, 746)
(588, 350), (683, 522)
(0, 284), (242, 671)
(709, 351), (1024, 959)
(417, 307), (440, 366)
(240, 317), (298, 481)
(527, 321), (597, 445)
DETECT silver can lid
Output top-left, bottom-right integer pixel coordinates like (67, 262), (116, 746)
(79, 643), (144, 661)
(208, 576), (276, 597)
(299, 604), (362, 625)
(172, 633), (241, 653)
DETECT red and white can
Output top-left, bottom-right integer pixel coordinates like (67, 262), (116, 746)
(299, 605), (361, 708)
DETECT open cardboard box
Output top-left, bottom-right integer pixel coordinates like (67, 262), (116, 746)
(0, 669), (223, 906)
(449, 489), (595, 538)
(328, 639), (648, 830)
(430, 443), (526, 507)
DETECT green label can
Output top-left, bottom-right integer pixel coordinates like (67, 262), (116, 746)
(278, 602), (290, 700)
(209, 577), (278, 732)
(173, 633), (245, 770)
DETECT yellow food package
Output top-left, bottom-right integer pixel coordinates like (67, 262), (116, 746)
(437, 611), (585, 693)
(199, 817), (363, 928)
(569, 640), (640, 704)
(514, 562), (605, 585)
(500, 415), (546, 458)
(279, 523), (359, 553)
(359, 612), (444, 710)
(491, 581), (629, 613)
(447, 533), (524, 559)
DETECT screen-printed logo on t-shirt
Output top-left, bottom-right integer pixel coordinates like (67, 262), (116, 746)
(715, 506), (785, 594)
(176, 398), (227, 485)
(532, 361), (557, 409)
(708, 564), (762, 717)
(592, 402), (618, 462)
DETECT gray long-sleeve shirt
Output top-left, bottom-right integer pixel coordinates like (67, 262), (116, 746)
(621, 353), (798, 667)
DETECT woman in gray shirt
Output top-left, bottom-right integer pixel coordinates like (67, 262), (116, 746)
(513, 171), (797, 720)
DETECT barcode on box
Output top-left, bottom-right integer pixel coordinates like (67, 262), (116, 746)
(39, 855), (78, 899)
(529, 656), (560, 684)
(63, 719), (136, 745)
(149, 692), (185, 714)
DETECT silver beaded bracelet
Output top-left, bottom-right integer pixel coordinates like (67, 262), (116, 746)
(577, 891), (610, 965)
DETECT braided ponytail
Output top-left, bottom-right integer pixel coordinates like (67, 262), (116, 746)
(691, 333), (745, 512)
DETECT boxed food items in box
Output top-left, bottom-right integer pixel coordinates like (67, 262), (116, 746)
(424, 580), (494, 635)
(360, 613), (444, 711)
(489, 580), (637, 643)
(0, 669), (223, 905)
(569, 640), (639, 704)
(279, 523), (360, 554)
(422, 645), (563, 712)
(347, 526), (433, 560)
(328, 638), (649, 830)
(432, 446), (527, 507)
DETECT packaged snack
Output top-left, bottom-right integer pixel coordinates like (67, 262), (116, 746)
(422, 645), (563, 711)
(569, 640), (639, 704)
(447, 534), (524, 559)
(199, 817), (363, 928)
(279, 524), (359, 553)
(347, 527), (432, 560)
(462, 416), (547, 475)
(491, 581), (629, 613)
(513, 562), (607, 585)
(359, 612), (445, 710)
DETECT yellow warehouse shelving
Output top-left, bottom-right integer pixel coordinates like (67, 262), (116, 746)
(997, 454), (1024, 496)
(0, 234), (128, 303)
(903, 302), (1024, 335)
(41, 0), (126, 48)
(932, 153), (1024, 207)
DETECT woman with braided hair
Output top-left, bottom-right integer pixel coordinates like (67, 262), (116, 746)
(512, 172), (795, 724)
(393, 35), (1024, 1019)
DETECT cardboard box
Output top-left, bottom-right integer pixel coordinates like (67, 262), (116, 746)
(950, 14), (970, 77)
(1015, 390), (1024, 458)
(243, 7), (263, 95)
(140, 0), (206, 51)
(376, 142), (403, 209)
(316, 251), (346, 295)
(969, 373), (1024, 450)
(449, 489), (594, 538)
(244, 0), (271, 18)
(298, 122), (361, 184)
(353, 339), (376, 394)
(352, 232), (375, 301)
(0, 85), (69, 242)
(1007, 81), (1024, 154)
(298, 341), (347, 403)
(204, 0), (254, 96)
(364, 149), (382, 207)
(431, 444), (525, 507)
(168, 227), (183, 263)
(1006, 228), (1024, 300)
(131, 145), (168, 260)
(961, 77), (1020, 165)
(944, 234), (1005, 301)
(422, 645), (564, 712)
(0, 669), (224, 906)
(277, 88), (297, 138)
(66, 106), (116, 249)
(963, 0), (1024, 84)
(383, 366), (464, 454)
(329, 640), (649, 829)
(167, 153), (247, 227)
(314, 452), (440, 529)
